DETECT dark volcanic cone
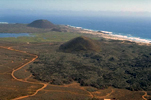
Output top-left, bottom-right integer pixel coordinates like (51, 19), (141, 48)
(59, 36), (101, 52)
(28, 19), (55, 29)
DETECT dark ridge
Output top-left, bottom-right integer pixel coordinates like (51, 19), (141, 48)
(28, 19), (55, 29)
(59, 36), (101, 52)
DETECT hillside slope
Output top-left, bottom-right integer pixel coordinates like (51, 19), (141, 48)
(59, 36), (101, 52)
(28, 19), (55, 29)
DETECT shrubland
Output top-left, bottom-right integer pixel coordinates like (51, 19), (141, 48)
(28, 37), (151, 91)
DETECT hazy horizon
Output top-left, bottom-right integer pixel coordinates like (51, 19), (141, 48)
(1, 0), (151, 17)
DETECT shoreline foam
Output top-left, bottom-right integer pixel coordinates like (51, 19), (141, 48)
(68, 25), (151, 44)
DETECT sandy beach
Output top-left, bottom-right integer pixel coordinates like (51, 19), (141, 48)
(69, 26), (151, 46)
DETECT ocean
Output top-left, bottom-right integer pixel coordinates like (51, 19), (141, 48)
(1, 15), (151, 42)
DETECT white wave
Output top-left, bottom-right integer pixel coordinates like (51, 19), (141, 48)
(110, 34), (151, 43)
(76, 27), (82, 29)
(67, 24), (151, 43)
(100, 31), (113, 34)
(0, 22), (8, 24)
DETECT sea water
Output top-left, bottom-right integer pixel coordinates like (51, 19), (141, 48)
(50, 16), (151, 42)
(1, 15), (151, 42)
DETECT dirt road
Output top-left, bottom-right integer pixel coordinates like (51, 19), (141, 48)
(0, 46), (48, 100)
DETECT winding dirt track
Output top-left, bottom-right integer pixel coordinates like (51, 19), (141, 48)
(94, 89), (114, 99)
(142, 91), (147, 100)
(0, 46), (48, 100)
(0, 45), (148, 100)
(11, 54), (48, 100)
(80, 87), (94, 98)
(0, 46), (94, 100)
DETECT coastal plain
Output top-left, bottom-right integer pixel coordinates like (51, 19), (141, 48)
(0, 20), (151, 100)
(0, 42), (148, 100)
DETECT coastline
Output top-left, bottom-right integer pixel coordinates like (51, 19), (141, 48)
(67, 25), (151, 45)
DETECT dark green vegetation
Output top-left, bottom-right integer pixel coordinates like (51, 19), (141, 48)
(28, 37), (151, 91)
(0, 40), (148, 100)
(28, 19), (55, 29)
(59, 36), (101, 52)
